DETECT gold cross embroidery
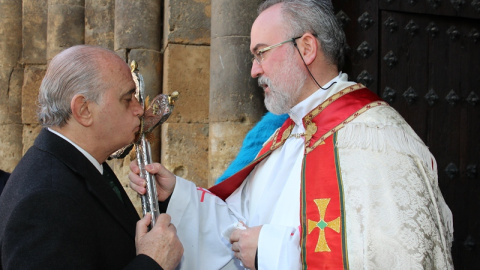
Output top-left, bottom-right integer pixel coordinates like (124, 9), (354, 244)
(307, 198), (341, 252)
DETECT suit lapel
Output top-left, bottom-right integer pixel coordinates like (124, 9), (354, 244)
(35, 129), (139, 239)
(85, 163), (139, 238)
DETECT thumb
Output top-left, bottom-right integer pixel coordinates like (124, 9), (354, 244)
(145, 163), (160, 174)
(136, 213), (152, 239)
(238, 220), (248, 229)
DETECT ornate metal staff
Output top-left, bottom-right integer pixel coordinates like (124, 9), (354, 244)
(130, 60), (178, 227)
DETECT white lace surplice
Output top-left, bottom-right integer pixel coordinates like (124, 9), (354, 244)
(167, 76), (453, 269)
(337, 105), (453, 269)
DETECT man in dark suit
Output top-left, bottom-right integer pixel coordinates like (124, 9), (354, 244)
(0, 170), (8, 195)
(0, 45), (183, 270)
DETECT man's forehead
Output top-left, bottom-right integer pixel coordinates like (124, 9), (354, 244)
(250, 5), (286, 50)
(102, 60), (135, 94)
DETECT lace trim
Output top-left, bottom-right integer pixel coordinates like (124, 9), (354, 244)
(337, 119), (453, 247)
(336, 122), (437, 174)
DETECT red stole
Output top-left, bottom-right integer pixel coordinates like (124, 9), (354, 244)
(209, 84), (387, 268)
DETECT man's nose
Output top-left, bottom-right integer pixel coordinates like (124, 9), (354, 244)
(133, 97), (144, 117)
(250, 60), (263, 78)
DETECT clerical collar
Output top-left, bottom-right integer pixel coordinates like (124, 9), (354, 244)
(288, 72), (347, 127)
(47, 128), (103, 174)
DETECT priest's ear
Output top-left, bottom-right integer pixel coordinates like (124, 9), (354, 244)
(71, 94), (93, 127)
(295, 33), (318, 65)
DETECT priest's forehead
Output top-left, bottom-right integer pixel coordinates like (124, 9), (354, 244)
(250, 3), (289, 53)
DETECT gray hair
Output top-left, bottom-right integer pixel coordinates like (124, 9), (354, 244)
(37, 45), (119, 127)
(258, 0), (346, 69)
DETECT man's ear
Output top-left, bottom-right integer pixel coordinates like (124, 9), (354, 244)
(297, 33), (318, 66)
(71, 94), (93, 127)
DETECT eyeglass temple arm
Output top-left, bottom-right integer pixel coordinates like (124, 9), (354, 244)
(292, 36), (336, 91)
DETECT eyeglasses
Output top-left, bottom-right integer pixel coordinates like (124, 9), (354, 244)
(252, 36), (302, 65)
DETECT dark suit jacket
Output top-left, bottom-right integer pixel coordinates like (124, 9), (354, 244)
(0, 129), (162, 270)
(0, 170), (8, 195)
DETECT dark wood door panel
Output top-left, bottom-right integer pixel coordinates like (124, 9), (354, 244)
(380, 11), (430, 140)
(335, 0), (379, 93)
(379, 0), (480, 19)
(380, 10), (480, 269)
(334, 1), (480, 268)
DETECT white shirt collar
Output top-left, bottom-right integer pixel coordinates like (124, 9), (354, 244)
(289, 72), (348, 127)
(47, 128), (104, 174)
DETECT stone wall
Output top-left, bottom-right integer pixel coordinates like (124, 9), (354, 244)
(0, 0), (24, 174)
(161, 0), (212, 189)
(0, 0), (264, 213)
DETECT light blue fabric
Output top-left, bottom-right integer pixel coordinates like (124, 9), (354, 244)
(215, 112), (289, 184)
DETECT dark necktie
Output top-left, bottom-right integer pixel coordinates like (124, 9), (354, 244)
(103, 169), (124, 204)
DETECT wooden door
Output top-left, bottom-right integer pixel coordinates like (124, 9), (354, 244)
(334, 1), (480, 268)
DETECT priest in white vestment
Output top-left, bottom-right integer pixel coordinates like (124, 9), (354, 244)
(129, 1), (453, 269)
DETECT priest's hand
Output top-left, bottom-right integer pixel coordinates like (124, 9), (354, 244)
(230, 223), (262, 270)
(129, 160), (176, 201)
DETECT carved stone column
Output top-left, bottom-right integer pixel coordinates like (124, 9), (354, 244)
(209, 0), (265, 185)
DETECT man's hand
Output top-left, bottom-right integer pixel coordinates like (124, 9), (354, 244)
(129, 161), (176, 201)
(136, 213), (183, 270)
(230, 223), (262, 270)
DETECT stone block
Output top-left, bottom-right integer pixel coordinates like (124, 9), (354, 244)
(114, 0), (161, 51)
(115, 49), (127, 62)
(22, 124), (42, 155)
(0, 0), (22, 67)
(85, 0), (114, 50)
(161, 122), (209, 188)
(164, 0), (211, 45)
(0, 123), (23, 173)
(0, 68), (23, 124)
(22, 0), (48, 64)
(164, 44), (210, 124)
(47, 0), (85, 60)
(129, 49), (163, 99)
(208, 121), (255, 186)
(209, 36), (265, 123)
(22, 65), (46, 124)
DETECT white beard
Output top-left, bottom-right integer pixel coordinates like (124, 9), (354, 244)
(259, 55), (307, 115)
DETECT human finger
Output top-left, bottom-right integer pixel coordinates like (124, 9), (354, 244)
(231, 241), (240, 252)
(144, 163), (162, 174)
(230, 228), (242, 244)
(129, 159), (140, 174)
(128, 171), (146, 195)
(155, 213), (172, 227)
(136, 213), (151, 241)
(234, 251), (242, 261)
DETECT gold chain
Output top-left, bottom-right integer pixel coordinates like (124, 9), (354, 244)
(288, 133), (305, 139)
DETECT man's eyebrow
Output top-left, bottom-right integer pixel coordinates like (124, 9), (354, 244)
(122, 88), (136, 98)
(252, 43), (268, 53)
